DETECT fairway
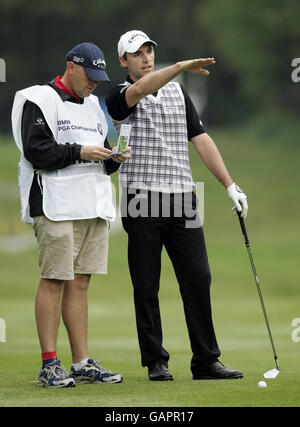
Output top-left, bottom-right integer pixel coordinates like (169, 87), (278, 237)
(0, 129), (299, 407)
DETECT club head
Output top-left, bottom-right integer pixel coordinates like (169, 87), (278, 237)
(264, 368), (279, 379)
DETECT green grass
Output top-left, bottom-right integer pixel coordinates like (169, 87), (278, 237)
(0, 128), (300, 407)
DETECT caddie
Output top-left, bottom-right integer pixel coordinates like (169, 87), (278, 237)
(11, 42), (130, 388)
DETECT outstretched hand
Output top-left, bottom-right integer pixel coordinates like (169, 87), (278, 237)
(180, 58), (216, 75)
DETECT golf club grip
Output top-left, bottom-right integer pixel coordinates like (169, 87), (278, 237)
(237, 211), (249, 246)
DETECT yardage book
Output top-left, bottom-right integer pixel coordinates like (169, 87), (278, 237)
(115, 124), (132, 154)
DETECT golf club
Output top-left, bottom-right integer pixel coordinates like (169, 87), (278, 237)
(235, 209), (280, 379)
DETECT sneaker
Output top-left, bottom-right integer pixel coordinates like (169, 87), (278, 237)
(36, 359), (75, 388)
(70, 359), (123, 384)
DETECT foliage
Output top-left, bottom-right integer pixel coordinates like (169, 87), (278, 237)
(0, 0), (299, 131)
(196, 0), (300, 117)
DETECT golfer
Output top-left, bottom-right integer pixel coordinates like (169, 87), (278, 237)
(12, 42), (130, 387)
(106, 30), (247, 381)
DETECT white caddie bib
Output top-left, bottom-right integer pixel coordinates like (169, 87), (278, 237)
(11, 84), (115, 224)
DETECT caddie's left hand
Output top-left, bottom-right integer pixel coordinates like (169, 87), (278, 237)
(226, 182), (248, 218)
(111, 146), (131, 163)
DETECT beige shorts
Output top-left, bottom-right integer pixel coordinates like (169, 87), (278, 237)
(33, 215), (109, 280)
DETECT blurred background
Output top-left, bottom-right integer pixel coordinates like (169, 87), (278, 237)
(1, 0), (300, 131)
(0, 0), (300, 406)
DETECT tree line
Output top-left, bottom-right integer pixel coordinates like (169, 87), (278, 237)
(0, 0), (299, 133)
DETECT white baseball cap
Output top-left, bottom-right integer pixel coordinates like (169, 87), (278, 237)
(118, 30), (157, 57)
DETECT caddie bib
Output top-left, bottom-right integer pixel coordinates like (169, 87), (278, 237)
(12, 84), (115, 224)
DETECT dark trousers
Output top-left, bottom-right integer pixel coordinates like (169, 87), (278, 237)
(121, 190), (221, 370)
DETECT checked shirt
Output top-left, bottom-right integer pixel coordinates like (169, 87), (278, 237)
(113, 81), (195, 193)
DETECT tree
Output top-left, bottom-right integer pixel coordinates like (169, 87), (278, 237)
(195, 0), (300, 119)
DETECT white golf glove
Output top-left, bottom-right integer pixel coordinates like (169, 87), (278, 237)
(226, 183), (248, 218)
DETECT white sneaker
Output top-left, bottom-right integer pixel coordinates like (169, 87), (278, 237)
(70, 359), (123, 384)
(36, 359), (75, 388)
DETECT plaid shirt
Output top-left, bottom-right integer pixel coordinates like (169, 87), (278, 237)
(113, 81), (195, 193)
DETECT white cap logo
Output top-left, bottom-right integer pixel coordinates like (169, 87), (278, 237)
(118, 30), (157, 57)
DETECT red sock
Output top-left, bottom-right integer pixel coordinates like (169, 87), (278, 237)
(42, 351), (57, 367)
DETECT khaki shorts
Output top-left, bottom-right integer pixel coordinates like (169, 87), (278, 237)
(33, 215), (109, 280)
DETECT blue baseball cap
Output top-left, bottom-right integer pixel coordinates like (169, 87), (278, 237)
(66, 42), (110, 82)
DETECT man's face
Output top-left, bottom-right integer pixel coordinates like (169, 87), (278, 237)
(120, 43), (155, 82)
(69, 63), (99, 98)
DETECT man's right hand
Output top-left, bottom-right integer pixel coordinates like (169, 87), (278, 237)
(179, 58), (216, 75)
(80, 145), (113, 161)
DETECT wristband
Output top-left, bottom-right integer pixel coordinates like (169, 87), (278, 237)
(80, 147), (84, 160)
